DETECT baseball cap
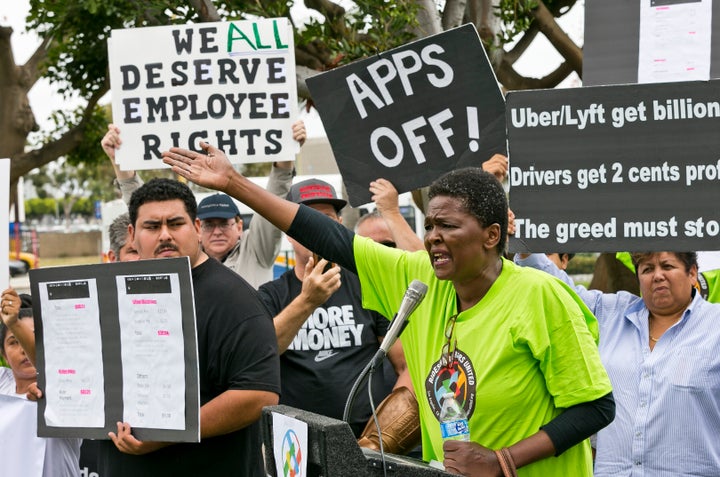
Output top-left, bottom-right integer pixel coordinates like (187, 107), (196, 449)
(287, 179), (347, 212)
(197, 194), (240, 220)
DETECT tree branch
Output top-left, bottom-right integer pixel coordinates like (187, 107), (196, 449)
(504, 24), (539, 65)
(531, 0), (582, 76)
(412, 0), (443, 38)
(188, 0), (221, 22)
(0, 26), (18, 88)
(304, 0), (349, 37)
(20, 33), (55, 93)
(442, 0), (467, 30)
(496, 59), (573, 90)
(11, 83), (108, 183)
(296, 65), (320, 99)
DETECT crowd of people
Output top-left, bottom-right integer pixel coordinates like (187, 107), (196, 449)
(3, 118), (719, 477)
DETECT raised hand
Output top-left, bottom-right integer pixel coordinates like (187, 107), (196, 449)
(292, 120), (307, 147)
(0, 288), (20, 328)
(482, 153), (509, 182)
(369, 178), (400, 216)
(299, 256), (342, 308)
(101, 124), (122, 161)
(162, 142), (237, 193)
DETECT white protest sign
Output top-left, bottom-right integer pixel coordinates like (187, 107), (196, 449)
(108, 19), (297, 170)
(1, 159), (10, 291)
(0, 394), (46, 477)
(272, 412), (308, 477)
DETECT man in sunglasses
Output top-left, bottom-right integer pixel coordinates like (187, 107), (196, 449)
(195, 191), (283, 289)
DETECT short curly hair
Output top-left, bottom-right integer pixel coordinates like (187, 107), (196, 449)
(128, 178), (197, 227)
(428, 167), (508, 253)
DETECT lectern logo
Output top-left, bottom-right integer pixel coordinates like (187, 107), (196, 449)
(282, 429), (303, 477)
(425, 347), (476, 421)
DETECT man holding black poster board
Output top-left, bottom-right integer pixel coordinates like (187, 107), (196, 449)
(99, 178), (280, 476)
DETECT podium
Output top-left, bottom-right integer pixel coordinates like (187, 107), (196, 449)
(262, 405), (454, 476)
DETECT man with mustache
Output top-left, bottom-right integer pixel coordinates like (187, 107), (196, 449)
(98, 178), (280, 477)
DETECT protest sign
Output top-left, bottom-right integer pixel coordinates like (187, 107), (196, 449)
(30, 258), (200, 442)
(307, 24), (506, 206)
(108, 18), (297, 170)
(584, 0), (720, 86)
(507, 79), (720, 252)
(0, 395), (45, 477)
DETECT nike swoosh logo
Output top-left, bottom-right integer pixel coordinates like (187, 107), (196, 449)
(314, 350), (339, 362)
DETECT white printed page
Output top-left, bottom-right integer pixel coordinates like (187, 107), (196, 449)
(117, 274), (186, 430)
(40, 280), (105, 427)
(639, 0), (712, 83)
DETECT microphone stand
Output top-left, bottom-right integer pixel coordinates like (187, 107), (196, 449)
(342, 313), (397, 423)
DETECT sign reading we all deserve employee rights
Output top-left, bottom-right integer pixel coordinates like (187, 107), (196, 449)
(307, 24), (506, 207)
(507, 79), (720, 253)
(108, 18), (297, 171)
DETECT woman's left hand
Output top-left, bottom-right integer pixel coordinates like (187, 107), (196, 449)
(443, 440), (502, 477)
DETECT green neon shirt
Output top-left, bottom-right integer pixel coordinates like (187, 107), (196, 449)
(354, 236), (612, 476)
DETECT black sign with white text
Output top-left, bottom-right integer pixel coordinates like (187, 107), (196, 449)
(507, 79), (720, 252)
(307, 24), (506, 206)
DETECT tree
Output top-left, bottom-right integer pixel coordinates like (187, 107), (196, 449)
(1, 0), (581, 200)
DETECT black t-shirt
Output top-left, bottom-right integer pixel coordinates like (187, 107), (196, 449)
(259, 267), (392, 436)
(98, 258), (280, 477)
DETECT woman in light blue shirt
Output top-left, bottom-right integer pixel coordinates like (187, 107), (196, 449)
(516, 251), (720, 477)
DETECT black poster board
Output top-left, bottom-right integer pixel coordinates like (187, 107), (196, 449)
(507, 79), (720, 252)
(29, 257), (199, 442)
(307, 23), (506, 206)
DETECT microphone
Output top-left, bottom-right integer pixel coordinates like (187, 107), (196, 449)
(372, 279), (428, 367)
(343, 279), (428, 423)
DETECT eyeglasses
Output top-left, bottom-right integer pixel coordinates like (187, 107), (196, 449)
(441, 313), (458, 369)
(201, 220), (236, 232)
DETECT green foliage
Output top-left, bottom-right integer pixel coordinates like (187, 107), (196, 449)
(494, 0), (539, 46)
(566, 253), (599, 275)
(71, 197), (96, 215)
(300, 0), (419, 65)
(27, 0), (199, 98)
(25, 198), (58, 218)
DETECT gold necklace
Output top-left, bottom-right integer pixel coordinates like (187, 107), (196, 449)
(649, 334), (659, 343)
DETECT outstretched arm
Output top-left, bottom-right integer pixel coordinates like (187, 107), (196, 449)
(163, 142), (299, 232)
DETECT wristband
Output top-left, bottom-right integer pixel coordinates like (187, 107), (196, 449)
(494, 447), (518, 477)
